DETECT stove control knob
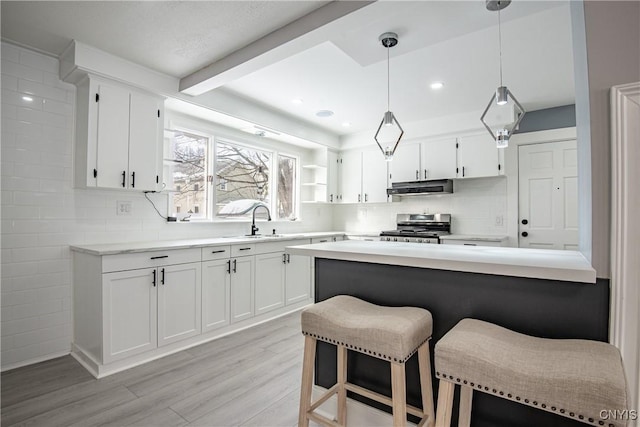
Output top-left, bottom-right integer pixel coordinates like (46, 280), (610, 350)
(393, 237), (398, 242)
(404, 238), (410, 242)
(416, 238), (422, 243)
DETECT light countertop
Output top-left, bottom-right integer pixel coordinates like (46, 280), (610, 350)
(70, 231), (346, 256)
(286, 240), (596, 284)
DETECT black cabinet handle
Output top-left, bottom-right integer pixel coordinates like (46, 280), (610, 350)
(211, 249), (226, 254)
(463, 243), (477, 246)
(150, 255), (168, 260)
(415, 170), (419, 180)
(282, 253), (287, 264)
(521, 232), (529, 237)
(521, 219), (529, 225)
(424, 169), (427, 179)
(239, 247), (251, 251)
(131, 171), (135, 188)
(364, 193), (368, 202)
(226, 260), (231, 274)
(232, 259), (237, 273)
(121, 171), (126, 188)
(161, 268), (165, 285)
(330, 194), (333, 203)
(358, 194), (361, 203)
(319, 239), (328, 243)
(462, 166), (465, 177)
(152, 270), (156, 287)
(287, 254), (291, 263)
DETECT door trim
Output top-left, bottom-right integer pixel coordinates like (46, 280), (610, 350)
(610, 81), (640, 411)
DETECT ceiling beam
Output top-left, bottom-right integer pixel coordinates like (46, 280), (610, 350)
(179, 0), (375, 96)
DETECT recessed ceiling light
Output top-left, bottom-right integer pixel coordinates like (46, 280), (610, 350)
(430, 81), (445, 90)
(22, 96), (33, 102)
(342, 122), (351, 127)
(292, 98), (304, 105)
(316, 110), (334, 118)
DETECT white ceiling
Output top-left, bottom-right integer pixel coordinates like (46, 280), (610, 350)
(1, 1), (575, 140)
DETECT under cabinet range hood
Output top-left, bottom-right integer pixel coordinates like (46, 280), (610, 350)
(387, 179), (453, 196)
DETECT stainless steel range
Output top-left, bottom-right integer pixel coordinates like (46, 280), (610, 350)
(380, 213), (451, 244)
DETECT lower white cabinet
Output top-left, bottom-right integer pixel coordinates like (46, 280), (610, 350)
(230, 255), (255, 323)
(72, 236), (324, 377)
(285, 254), (312, 305)
(255, 252), (286, 315)
(103, 268), (157, 363)
(202, 259), (231, 332)
(157, 262), (201, 346)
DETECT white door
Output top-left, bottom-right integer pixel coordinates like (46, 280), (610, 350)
(518, 140), (578, 249)
(230, 256), (254, 323)
(254, 252), (285, 315)
(157, 262), (202, 346)
(339, 150), (362, 203)
(96, 83), (130, 189)
(129, 92), (162, 191)
(389, 142), (421, 183)
(361, 150), (388, 203)
(327, 151), (339, 203)
(457, 133), (501, 178)
(202, 259), (231, 333)
(422, 137), (457, 180)
(103, 268), (157, 363)
(285, 254), (311, 305)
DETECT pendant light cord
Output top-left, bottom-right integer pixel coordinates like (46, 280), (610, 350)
(387, 45), (390, 111)
(498, 6), (503, 86)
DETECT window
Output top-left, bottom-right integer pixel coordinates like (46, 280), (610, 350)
(277, 154), (296, 219)
(164, 129), (209, 219)
(164, 127), (299, 220)
(215, 141), (271, 216)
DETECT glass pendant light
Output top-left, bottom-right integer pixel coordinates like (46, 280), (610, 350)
(480, 0), (526, 148)
(374, 32), (404, 161)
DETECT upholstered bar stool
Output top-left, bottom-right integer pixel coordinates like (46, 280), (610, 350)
(299, 295), (435, 427)
(434, 319), (629, 427)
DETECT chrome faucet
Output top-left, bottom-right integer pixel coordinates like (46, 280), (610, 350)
(250, 205), (271, 236)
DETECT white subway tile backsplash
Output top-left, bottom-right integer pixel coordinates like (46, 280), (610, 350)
(1, 60), (44, 83)
(19, 50), (58, 74)
(1, 316), (42, 336)
(2, 42), (20, 62)
(13, 191), (65, 207)
(2, 176), (41, 191)
(1, 74), (19, 91)
(18, 79), (68, 102)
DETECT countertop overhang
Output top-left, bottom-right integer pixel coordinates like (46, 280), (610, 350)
(286, 240), (597, 284)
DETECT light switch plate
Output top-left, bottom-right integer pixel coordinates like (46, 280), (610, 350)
(117, 200), (132, 216)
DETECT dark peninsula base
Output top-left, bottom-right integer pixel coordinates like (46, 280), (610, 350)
(314, 258), (609, 427)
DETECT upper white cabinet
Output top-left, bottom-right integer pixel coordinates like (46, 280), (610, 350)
(388, 133), (502, 184)
(389, 143), (421, 182)
(422, 137), (458, 180)
(338, 149), (388, 203)
(327, 150), (339, 203)
(74, 75), (164, 191)
(457, 133), (503, 179)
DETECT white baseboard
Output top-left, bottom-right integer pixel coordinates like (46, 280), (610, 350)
(1, 350), (70, 373)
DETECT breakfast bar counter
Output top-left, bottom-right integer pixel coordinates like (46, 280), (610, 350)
(287, 240), (607, 427)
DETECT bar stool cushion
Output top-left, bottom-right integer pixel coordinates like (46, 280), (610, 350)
(301, 295), (433, 363)
(435, 319), (629, 426)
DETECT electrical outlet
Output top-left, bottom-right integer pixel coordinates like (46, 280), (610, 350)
(117, 200), (132, 216)
(495, 215), (504, 226)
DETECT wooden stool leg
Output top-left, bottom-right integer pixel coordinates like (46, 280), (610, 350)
(417, 342), (435, 427)
(299, 336), (316, 427)
(435, 380), (455, 427)
(337, 345), (347, 425)
(457, 386), (473, 427)
(391, 362), (407, 427)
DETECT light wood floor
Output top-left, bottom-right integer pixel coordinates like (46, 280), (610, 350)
(1, 311), (309, 427)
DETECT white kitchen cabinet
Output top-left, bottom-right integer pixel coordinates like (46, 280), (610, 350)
(74, 75), (163, 191)
(230, 255), (254, 323)
(103, 268), (157, 363)
(457, 133), (503, 179)
(327, 150), (339, 203)
(390, 142), (421, 183)
(362, 150), (389, 203)
(157, 262), (201, 346)
(202, 258), (231, 333)
(339, 150), (388, 203)
(254, 252), (286, 315)
(339, 150), (362, 203)
(422, 137), (458, 180)
(285, 253), (312, 305)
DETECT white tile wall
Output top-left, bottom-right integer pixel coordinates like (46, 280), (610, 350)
(1, 43), (334, 370)
(333, 177), (510, 239)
